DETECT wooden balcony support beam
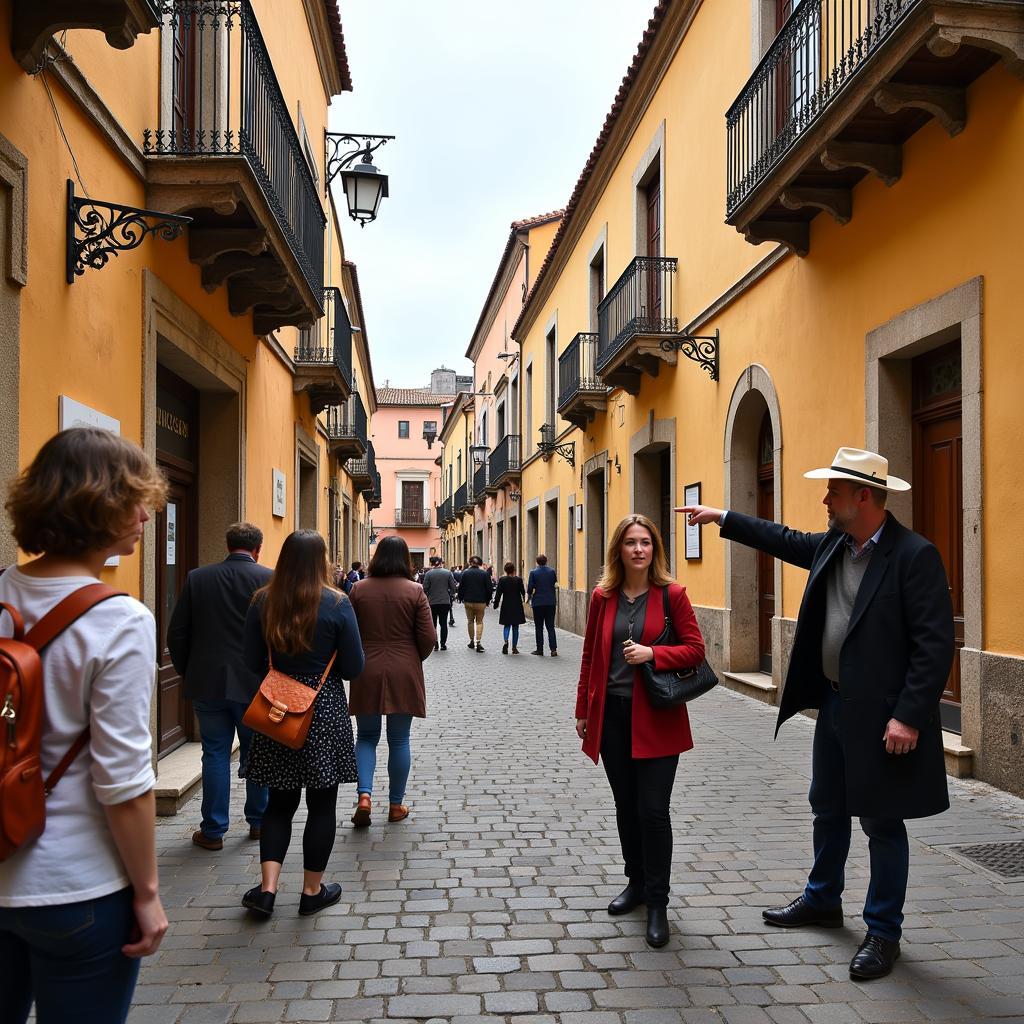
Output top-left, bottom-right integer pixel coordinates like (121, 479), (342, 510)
(189, 228), (268, 266)
(743, 219), (810, 257)
(873, 83), (967, 137)
(926, 23), (1024, 79)
(820, 142), (902, 186)
(779, 187), (852, 225)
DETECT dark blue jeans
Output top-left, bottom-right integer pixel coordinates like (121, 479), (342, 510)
(0, 887), (140, 1023)
(804, 685), (910, 941)
(533, 605), (557, 652)
(193, 698), (268, 839)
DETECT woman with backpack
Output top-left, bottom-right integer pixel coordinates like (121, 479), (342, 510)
(241, 530), (364, 917)
(0, 428), (170, 1023)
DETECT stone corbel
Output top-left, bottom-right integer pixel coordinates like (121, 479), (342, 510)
(743, 219), (810, 258)
(780, 187), (852, 225)
(820, 142), (903, 186)
(873, 83), (967, 137)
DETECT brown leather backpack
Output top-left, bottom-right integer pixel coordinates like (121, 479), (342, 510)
(0, 583), (126, 861)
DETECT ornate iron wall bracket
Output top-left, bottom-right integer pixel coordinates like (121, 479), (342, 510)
(538, 440), (576, 468)
(324, 132), (395, 193)
(659, 329), (720, 381)
(66, 180), (191, 283)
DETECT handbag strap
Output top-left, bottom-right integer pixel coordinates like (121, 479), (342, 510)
(661, 584), (672, 627)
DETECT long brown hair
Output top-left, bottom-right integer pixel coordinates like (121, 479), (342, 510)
(256, 530), (339, 655)
(596, 513), (673, 595)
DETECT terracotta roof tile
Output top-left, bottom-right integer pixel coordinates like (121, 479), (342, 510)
(376, 387), (457, 407)
(325, 1), (353, 92)
(512, 1), (670, 340)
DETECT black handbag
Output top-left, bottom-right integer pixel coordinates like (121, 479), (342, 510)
(640, 586), (718, 708)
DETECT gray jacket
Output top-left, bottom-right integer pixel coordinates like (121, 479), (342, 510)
(422, 567), (457, 606)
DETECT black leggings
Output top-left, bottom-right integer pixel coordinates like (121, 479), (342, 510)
(260, 786), (338, 872)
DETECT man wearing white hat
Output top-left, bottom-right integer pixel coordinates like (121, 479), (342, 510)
(679, 447), (953, 980)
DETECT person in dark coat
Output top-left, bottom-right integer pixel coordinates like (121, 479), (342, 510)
(167, 522), (273, 850)
(348, 537), (436, 827)
(680, 447), (954, 980)
(457, 555), (492, 651)
(421, 555), (457, 650)
(493, 561), (527, 655)
(527, 553), (558, 656)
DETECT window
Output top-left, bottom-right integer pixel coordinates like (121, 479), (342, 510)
(590, 246), (606, 332)
(545, 327), (557, 429)
(398, 420), (410, 438)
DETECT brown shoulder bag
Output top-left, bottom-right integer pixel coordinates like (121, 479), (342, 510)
(243, 651), (337, 750)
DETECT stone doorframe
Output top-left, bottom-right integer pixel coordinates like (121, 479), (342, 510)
(629, 416), (677, 568)
(142, 270), (247, 612)
(865, 276), (983, 749)
(723, 364), (784, 683)
(0, 134), (28, 566)
(582, 449), (609, 594)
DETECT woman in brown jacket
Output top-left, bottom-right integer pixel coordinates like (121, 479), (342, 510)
(348, 536), (435, 826)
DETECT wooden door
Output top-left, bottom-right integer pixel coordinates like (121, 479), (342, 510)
(645, 173), (662, 322)
(913, 342), (964, 732)
(172, 8), (197, 145)
(402, 480), (423, 524)
(756, 411), (775, 673)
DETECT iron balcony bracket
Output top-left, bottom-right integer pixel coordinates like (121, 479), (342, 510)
(660, 329), (720, 381)
(66, 180), (191, 283)
(538, 440), (576, 468)
(324, 132), (395, 194)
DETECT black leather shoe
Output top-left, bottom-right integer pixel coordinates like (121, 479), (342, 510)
(645, 906), (670, 948)
(849, 934), (900, 979)
(298, 882), (342, 916)
(241, 886), (275, 917)
(530, 649), (544, 656)
(607, 882), (645, 916)
(762, 895), (843, 928)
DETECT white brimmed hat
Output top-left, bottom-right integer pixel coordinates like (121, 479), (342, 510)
(803, 447), (910, 492)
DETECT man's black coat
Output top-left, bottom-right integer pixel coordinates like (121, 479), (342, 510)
(720, 511), (954, 819)
(167, 552), (273, 703)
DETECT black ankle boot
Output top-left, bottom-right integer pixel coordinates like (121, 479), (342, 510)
(645, 906), (669, 948)
(607, 882), (645, 916)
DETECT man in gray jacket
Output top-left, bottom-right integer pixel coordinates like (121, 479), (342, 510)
(421, 555), (457, 650)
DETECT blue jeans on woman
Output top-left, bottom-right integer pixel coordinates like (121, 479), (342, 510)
(0, 887), (140, 1023)
(355, 714), (414, 804)
(503, 624), (520, 647)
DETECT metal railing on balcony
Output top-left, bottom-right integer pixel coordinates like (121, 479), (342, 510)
(396, 508), (432, 527)
(488, 434), (521, 483)
(295, 287), (352, 381)
(596, 257), (678, 370)
(144, 0), (325, 299)
(438, 496), (453, 526)
(558, 332), (606, 409)
(366, 470), (382, 509)
(454, 481), (469, 513)
(473, 460), (489, 504)
(325, 391), (367, 445)
(726, 0), (920, 217)
(349, 439), (376, 486)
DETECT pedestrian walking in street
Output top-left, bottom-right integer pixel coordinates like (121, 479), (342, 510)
(421, 555), (457, 650)
(493, 561), (526, 654)
(167, 522), (272, 851)
(575, 513), (705, 949)
(240, 531), (364, 918)
(348, 537), (435, 827)
(527, 553), (559, 656)
(342, 561), (363, 594)
(0, 428), (169, 1023)
(679, 446), (955, 979)
(449, 565), (461, 627)
(457, 555), (491, 651)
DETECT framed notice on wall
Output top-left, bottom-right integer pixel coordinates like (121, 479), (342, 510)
(575, 504), (583, 531)
(684, 482), (702, 560)
(272, 468), (286, 518)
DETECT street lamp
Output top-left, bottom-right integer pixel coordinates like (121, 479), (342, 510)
(422, 422), (438, 449)
(470, 444), (488, 466)
(325, 132), (395, 227)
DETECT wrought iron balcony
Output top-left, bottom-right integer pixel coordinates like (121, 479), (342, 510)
(596, 257), (678, 395)
(454, 481), (471, 515)
(558, 332), (609, 428)
(725, 0), (1024, 254)
(438, 497), (454, 527)
(294, 288), (352, 413)
(488, 434), (521, 490)
(348, 440), (376, 491)
(325, 392), (367, 461)
(365, 471), (382, 511)
(396, 508), (432, 527)
(13, 1), (160, 72)
(143, 0), (326, 333)
(473, 461), (489, 506)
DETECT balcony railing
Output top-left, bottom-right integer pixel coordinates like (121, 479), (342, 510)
(396, 508), (432, 527)
(294, 287), (352, 385)
(558, 332), (608, 411)
(144, 0), (325, 301)
(596, 257), (678, 371)
(366, 470), (382, 510)
(473, 460), (489, 505)
(348, 440), (375, 489)
(438, 497), (453, 526)
(454, 481), (470, 514)
(326, 392), (367, 459)
(488, 434), (521, 486)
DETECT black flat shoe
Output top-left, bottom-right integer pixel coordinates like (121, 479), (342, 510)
(762, 895), (843, 929)
(241, 886), (275, 917)
(607, 882), (645, 916)
(849, 934), (900, 979)
(645, 906), (670, 948)
(298, 882), (342, 916)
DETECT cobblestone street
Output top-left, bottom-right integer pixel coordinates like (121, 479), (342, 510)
(138, 623), (1024, 1024)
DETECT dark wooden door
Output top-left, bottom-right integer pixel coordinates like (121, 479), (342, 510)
(756, 411), (775, 673)
(402, 480), (424, 524)
(913, 342), (964, 732)
(172, 9), (198, 145)
(645, 172), (662, 322)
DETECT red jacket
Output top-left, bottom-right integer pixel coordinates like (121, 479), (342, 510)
(575, 583), (705, 763)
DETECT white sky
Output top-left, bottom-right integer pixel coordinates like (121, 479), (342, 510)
(329, 1), (658, 390)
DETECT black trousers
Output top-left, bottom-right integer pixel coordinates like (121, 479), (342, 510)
(260, 786), (338, 872)
(533, 605), (557, 652)
(430, 605), (449, 646)
(600, 694), (679, 907)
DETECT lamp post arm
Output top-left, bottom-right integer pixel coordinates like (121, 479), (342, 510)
(325, 132), (395, 195)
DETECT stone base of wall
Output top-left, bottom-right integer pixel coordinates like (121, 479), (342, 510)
(963, 648), (1024, 798)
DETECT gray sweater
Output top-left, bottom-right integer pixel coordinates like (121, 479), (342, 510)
(421, 567), (457, 606)
(821, 545), (873, 683)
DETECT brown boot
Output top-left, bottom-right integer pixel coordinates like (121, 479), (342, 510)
(192, 830), (223, 851)
(388, 803), (409, 822)
(351, 793), (372, 827)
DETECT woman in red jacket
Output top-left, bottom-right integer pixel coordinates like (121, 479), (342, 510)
(575, 513), (704, 948)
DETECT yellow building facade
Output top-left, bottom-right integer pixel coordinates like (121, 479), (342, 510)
(509, 0), (1024, 794)
(438, 391), (475, 568)
(0, 1), (380, 788)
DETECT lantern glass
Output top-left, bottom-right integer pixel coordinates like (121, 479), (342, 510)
(341, 162), (389, 226)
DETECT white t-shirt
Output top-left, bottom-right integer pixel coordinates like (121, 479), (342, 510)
(0, 568), (157, 907)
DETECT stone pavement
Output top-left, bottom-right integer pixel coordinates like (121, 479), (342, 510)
(136, 621), (1024, 1024)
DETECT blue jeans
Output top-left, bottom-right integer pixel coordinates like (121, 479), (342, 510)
(503, 624), (520, 646)
(355, 714), (413, 804)
(804, 686), (910, 941)
(533, 605), (557, 652)
(193, 698), (268, 839)
(0, 887), (140, 1023)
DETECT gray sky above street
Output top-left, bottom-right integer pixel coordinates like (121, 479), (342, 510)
(330, 1), (658, 390)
